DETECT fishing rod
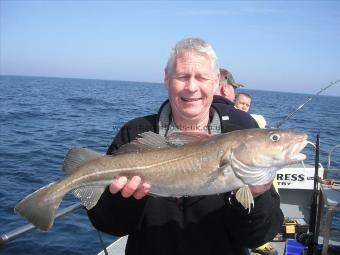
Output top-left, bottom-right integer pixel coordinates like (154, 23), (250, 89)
(307, 132), (320, 255)
(275, 80), (340, 128)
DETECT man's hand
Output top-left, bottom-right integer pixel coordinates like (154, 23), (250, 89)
(249, 182), (272, 198)
(109, 176), (151, 199)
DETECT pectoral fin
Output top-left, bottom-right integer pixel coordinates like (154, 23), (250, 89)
(72, 186), (106, 210)
(235, 185), (254, 212)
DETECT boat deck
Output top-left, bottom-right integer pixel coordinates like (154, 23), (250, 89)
(98, 236), (287, 255)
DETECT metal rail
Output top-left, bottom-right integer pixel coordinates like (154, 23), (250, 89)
(0, 203), (83, 246)
(327, 144), (340, 171)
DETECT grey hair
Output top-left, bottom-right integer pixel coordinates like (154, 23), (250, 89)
(165, 37), (219, 74)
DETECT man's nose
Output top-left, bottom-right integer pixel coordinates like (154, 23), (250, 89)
(185, 77), (199, 92)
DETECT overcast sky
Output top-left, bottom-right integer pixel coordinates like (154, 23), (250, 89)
(1, 1), (339, 96)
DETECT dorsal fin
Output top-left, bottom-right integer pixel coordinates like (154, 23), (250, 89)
(63, 147), (102, 175)
(113, 132), (170, 155)
(166, 132), (212, 146)
(136, 131), (171, 148)
(114, 131), (212, 155)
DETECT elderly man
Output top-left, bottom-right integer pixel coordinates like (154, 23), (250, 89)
(87, 38), (283, 255)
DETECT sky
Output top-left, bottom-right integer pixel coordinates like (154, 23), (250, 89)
(1, 0), (340, 96)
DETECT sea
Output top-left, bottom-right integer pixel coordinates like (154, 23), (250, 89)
(1, 75), (339, 255)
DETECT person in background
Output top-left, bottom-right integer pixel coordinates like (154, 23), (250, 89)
(235, 92), (278, 255)
(234, 92), (267, 128)
(213, 69), (259, 132)
(87, 37), (283, 255)
(214, 68), (243, 102)
(234, 92), (251, 113)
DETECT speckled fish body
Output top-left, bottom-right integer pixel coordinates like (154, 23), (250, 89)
(15, 128), (307, 231)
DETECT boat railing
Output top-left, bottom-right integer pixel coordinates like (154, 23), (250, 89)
(325, 144), (340, 179)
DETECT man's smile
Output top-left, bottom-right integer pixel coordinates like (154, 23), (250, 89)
(181, 97), (202, 102)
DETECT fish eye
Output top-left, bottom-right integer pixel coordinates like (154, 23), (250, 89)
(270, 133), (280, 142)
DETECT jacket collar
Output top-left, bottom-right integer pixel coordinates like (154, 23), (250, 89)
(158, 100), (221, 136)
(213, 95), (234, 106)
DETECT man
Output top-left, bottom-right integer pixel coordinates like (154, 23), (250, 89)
(87, 38), (283, 255)
(215, 68), (244, 102)
(235, 92), (252, 113)
(213, 68), (259, 132)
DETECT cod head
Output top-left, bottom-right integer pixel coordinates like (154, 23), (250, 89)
(230, 128), (308, 186)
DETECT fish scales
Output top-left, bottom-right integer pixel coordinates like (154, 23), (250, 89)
(44, 141), (223, 201)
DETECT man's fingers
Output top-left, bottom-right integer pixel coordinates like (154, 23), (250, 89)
(133, 182), (151, 200)
(109, 176), (128, 194)
(109, 176), (150, 199)
(121, 176), (142, 198)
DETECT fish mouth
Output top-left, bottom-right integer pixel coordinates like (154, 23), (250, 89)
(287, 135), (308, 162)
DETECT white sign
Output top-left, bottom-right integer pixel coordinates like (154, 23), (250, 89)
(276, 165), (324, 190)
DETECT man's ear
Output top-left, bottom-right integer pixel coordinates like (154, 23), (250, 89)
(164, 69), (169, 90)
(221, 85), (228, 97)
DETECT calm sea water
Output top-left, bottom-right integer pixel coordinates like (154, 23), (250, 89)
(1, 75), (339, 255)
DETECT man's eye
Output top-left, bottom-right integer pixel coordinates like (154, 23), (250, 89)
(176, 76), (189, 81)
(198, 77), (209, 82)
(195, 77), (212, 84)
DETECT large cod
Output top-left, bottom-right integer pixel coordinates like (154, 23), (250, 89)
(15, 128), (308, 231)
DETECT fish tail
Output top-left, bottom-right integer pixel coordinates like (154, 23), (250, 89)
(15, 182), (64, 231)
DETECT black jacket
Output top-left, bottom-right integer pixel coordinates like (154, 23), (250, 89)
(212, 95), (259, 132)
(87, 103), (283, 255)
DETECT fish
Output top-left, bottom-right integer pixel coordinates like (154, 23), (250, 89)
(15, 128), (308, 231)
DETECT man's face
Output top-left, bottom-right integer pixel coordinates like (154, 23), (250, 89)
(164, 50), (219, 123)
(235, 94), (251, 112)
